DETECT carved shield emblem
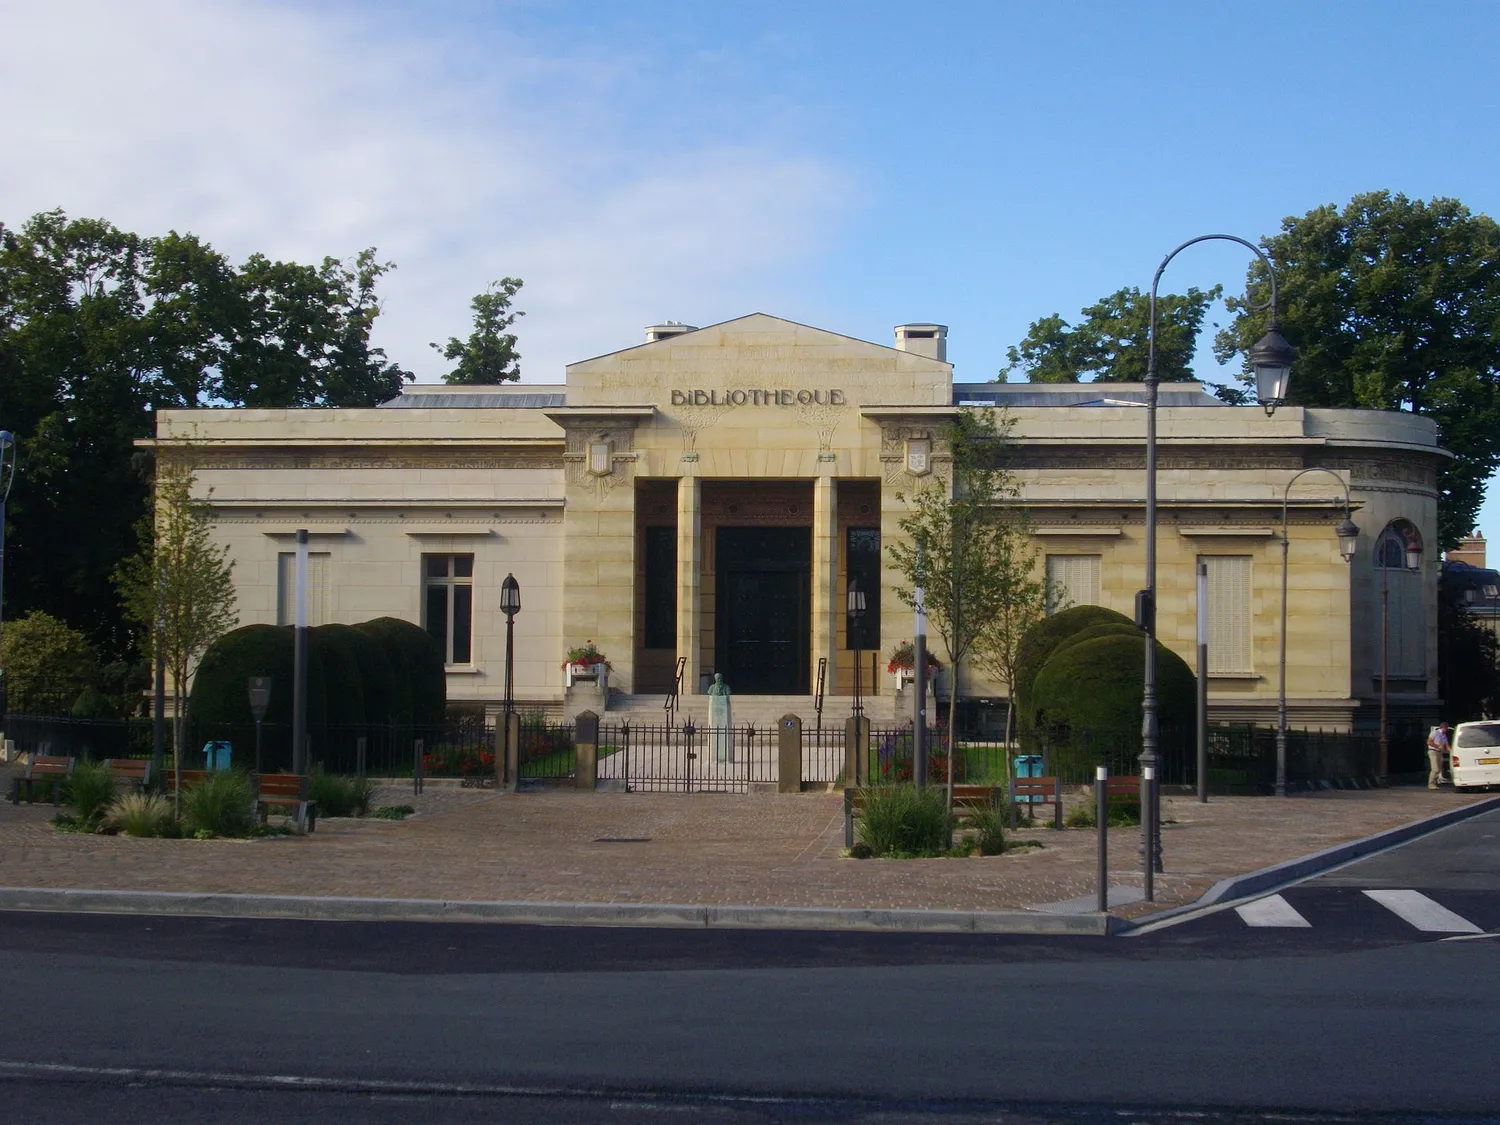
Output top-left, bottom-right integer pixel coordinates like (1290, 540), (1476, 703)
(906, 438), (931, 476)
(588, 440), (613, 477)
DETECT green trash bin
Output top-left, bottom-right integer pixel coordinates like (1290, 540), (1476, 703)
(1013, 754), (1043, 802)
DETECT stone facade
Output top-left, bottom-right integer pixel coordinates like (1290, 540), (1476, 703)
(150, 313), (1446, 731)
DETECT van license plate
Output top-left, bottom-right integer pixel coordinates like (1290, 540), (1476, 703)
(1477, 757), (1500, 765)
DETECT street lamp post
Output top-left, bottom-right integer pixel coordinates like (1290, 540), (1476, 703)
(1143, 235), (1292, 876)
(500, 573), (521, 786)
(1277, 470), (1360, 797)
(1379, 533), (1423, 781)
(847, 580), (866, 719)
(0, 431), (15, 718)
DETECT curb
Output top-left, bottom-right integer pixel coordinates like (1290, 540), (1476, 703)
(1123, 792), (1500, 932)
(0, 887), (1122, 937)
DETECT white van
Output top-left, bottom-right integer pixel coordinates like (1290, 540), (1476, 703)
(1449, 721), (1500, 790)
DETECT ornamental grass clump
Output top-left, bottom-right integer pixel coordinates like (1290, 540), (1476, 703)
(964, 808), (1007, 856)
(181, 771), (256, 838)
(105, 791), (176, 838)
(856, 785), (953, 858)
(68, 760), (115, 824)
(309, 770), (376, 818)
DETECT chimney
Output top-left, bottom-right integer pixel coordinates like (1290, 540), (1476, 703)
(894, 323), (948, 363)
(645, 321), (697, 343)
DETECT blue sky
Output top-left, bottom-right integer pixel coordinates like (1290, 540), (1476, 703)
(4, 0), (1499, 541)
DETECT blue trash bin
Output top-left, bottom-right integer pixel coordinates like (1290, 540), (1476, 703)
(203, 740), (232, 772)
(1013, 754), (1043, 802)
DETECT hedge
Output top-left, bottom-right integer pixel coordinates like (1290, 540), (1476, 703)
(1012, 605), (1136, 729)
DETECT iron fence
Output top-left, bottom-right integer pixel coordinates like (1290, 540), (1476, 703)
(597, 722), (782, 793)
(517, 720), (576, 781)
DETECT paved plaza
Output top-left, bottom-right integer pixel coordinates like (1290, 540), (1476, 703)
(1, 783), (1492, 920)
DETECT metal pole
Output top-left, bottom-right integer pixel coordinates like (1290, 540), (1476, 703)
(292, 528), (309, 776)
(1380, 566), (1389, 780)
(1197, 560), (1208, 803)
(504, 611), (515, 786)
(1142, 765), (1156, 902)
(1277, 513), (1290, 797)
(153, 643), (166, 782)
(0, 432), (12, 719)
(913, 584), (928, 787)
(254, 717), (264, 775)
(1096, 766), (1108, 913)
(853, 645), (862, 719)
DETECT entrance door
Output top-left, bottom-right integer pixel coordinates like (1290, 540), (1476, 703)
(715, 527), (810, 694)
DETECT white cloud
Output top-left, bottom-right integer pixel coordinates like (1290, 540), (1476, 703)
(0, 0), (850, 382)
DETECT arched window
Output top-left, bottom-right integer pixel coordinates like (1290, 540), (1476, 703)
(1374, 519), (1425, 678)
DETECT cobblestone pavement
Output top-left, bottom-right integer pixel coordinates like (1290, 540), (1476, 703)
(0, 783), (1491, 918)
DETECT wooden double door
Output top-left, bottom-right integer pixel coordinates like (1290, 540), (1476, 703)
(714, 526), (810, 695)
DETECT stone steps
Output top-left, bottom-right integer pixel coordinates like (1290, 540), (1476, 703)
(603, 693), (904, 727)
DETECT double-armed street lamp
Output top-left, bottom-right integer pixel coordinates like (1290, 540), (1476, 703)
(1142, 235), (1294, 875)
(1276, 471), (1360, 796)
(847, 580), (866, 719)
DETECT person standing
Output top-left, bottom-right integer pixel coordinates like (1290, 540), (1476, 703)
(1427, 721), (1451, 789)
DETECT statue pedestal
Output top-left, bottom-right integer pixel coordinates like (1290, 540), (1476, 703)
(564, 669), (608, 723)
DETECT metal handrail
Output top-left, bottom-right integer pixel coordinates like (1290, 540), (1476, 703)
(664, 656), (686, 727)
(814, 657), (827, 735)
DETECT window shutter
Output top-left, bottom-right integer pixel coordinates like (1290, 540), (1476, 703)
(277, 552), (330, 626)
(1046, 555), (1100, 613)
(1203, 556), (1252, 674)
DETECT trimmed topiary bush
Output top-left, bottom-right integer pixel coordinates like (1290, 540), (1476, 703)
(310, 624), (368, 727)
(189, 625), (297, 727)
(1030, 632), (1196, 776)
(70, 685), (118, 720)
(356, 617), (445, 727)
(1013, 605), (1136, 730)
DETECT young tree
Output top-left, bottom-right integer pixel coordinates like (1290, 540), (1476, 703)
(432, 277), (525, 384)
(973, 535), (1054, 757)
(114, 460), (238, 811)
(887, 407), (1040, 807)
(1002, 285), (1223, 384)
(1214, 191), (1500, 547)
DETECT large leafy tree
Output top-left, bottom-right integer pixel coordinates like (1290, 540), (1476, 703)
(0, 209), (414, 658)
(432, 277), (525, 384)
(1003, 285), (1222, 383)
(1213, 192), (1500, 547)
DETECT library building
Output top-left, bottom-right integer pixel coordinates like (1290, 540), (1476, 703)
(153, 313), (1444, 733)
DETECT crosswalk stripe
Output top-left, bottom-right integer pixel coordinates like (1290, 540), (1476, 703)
(1362, 889), (1484, 933)
(1235, 894), (1311, 928)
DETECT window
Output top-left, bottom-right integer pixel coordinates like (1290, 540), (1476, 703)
(277, 552), (330, 626)
(643, 527), (677, 649)
(1046, 555), (1100, 613)
(1202, 556), (1253, 674)
(423, 554), (474, 665)
(1375, 522), (1425, 677)
(845, 528), (881, 650)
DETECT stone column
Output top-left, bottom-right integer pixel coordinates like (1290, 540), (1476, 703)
(676, 475), (702, 695)
(811, 475), (838, 698)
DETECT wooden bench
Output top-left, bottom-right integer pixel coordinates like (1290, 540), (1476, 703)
(255, 774), (317, 833)
(9, 755), (75, 805)
(162, 769), (208, 792)
(104, 759), (151, 790)
(844, 784), (1002, 846)
(1008, 775), (1064, 829)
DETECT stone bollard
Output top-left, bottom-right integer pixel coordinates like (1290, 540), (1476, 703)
(574, 710), (599, 791)
(778, 714), (802, 793)
(844, 714), (870, 788)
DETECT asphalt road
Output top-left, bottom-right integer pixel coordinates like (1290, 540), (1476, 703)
(1, 807), (1496, 1123)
